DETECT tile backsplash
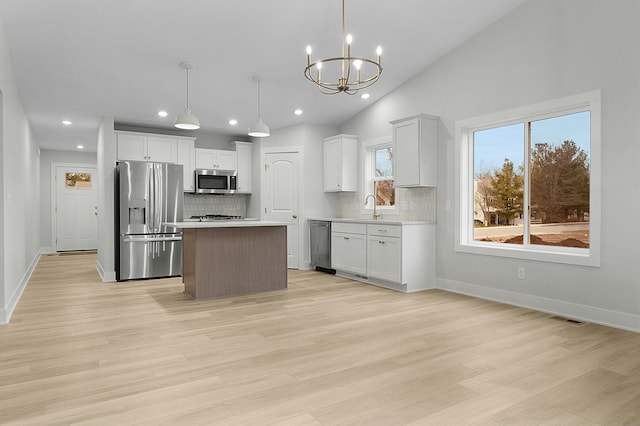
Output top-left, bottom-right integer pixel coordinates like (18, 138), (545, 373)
(183, 193), (248, 218)
(336, 187), (437, 221)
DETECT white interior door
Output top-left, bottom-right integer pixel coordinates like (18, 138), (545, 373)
(264, 152), (300, 269)
(55, 166), (98, 251)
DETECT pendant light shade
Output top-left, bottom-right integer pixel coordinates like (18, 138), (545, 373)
(175, 61), (200, 130)
(175, 109), (200, 130)
(248, 78), (269, 137)
(248, 118), (270, 138)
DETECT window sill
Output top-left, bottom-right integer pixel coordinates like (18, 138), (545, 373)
(456, 241), (598, 267)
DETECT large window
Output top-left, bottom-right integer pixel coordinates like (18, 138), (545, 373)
(456, 91), (601, 266)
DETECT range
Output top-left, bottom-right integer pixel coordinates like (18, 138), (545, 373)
(190, 214), (243, 222)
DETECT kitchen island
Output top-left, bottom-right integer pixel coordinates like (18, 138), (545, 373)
(165, 221), (289, 299)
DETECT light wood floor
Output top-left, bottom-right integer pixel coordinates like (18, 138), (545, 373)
(2, 253), (640, 425)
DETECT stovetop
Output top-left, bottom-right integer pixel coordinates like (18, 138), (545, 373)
(190, 214), (243, 222)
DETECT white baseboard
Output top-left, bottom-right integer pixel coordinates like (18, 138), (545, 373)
(96, 260), (116, 282)
(0, 251), (42, 325)
(437, 278), (640, 333)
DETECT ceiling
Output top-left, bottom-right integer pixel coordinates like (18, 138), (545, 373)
(0, 0), (527, 152)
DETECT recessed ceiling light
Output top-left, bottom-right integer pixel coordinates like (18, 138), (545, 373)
(158, 110), (168, 117)
(228, 119), (238, 126)
(62, 120), (72, 125)
(76, 145), (84, 149)
(294, 109), (303, 116)
(360, 93), (370, 100)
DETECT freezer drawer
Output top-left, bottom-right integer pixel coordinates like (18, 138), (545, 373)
(118, 235), (182, 281)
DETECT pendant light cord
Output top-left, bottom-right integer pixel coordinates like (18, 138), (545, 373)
(186, 67), (190, 110)
(256, 79), (262, 120)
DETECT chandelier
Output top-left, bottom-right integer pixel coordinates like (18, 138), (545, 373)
(304, 0), (382, 95)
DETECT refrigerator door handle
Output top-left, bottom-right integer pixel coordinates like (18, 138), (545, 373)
(156, 164), (163, 232)
(147, 164), (153, 232)
(152, 164), (157, 233)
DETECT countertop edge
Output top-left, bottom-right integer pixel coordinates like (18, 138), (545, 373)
(308, 218), (436, 225)
(164, 221), (290, 228)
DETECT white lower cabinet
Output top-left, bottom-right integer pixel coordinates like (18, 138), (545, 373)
(367, 235), (401, 283)
(331, 221), (435, 292)
(331, 223), (367, 275)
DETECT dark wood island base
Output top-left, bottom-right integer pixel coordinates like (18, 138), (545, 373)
(182, 225), (287, 299)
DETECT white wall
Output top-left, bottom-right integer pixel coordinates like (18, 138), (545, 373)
(39, 149), (97, 250)
(96, 117), (116, 281)
(340, 0), (640, 331)
(0, 6), (41, 324)
(251, 123), (338, 268)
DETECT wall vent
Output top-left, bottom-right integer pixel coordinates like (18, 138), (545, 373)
(549, 315), (587, 326)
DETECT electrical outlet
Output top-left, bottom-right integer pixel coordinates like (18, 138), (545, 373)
(518, 267), (525, 280)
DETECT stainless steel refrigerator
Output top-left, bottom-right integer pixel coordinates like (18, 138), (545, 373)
(115, 161), (183, 281)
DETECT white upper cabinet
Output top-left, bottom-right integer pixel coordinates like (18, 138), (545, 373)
(323, 134), (358, 192)
(146, 136), (178, 163)
(195, 148), (237, 170)
(391, 114), (438, 187)
(176, 138), (196, 192)
(233, 141), (253, 193)
(116, 131), (178, 163)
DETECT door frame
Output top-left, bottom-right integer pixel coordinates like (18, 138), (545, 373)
(50, 162), (98, 252)
(260, 146), (305, 270)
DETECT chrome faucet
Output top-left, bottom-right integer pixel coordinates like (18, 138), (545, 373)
(364, 194), (380, 220)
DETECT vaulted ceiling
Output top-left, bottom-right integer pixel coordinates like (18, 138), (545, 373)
(0, 0), (527, 151)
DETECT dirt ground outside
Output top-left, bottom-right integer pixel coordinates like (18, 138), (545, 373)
(477, 230), (589, 248)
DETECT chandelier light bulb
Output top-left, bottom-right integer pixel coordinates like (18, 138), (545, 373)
(306, 45), (312, 55)
(346, 34), (353, 44)
(353, 59), (362, 70)
(377, 46), (382, 56)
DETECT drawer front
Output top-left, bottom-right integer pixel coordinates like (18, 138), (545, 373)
(367, 224), (401, 238)
(332, 222), (367, 234)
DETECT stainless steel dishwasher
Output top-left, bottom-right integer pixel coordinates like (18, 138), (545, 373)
(309, 220), (335, 274)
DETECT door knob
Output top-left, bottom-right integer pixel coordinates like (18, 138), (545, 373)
(292, 214), (298, 219)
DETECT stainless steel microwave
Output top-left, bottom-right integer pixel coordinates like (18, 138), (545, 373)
(194, 169), (237, 194)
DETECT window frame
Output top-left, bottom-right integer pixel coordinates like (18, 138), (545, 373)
(455, 91), (601, 267)
(362, 136), (397, 213)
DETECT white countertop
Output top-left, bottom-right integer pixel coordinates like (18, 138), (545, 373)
(165, 220), (290, 228)
(308, 218), (435, 225)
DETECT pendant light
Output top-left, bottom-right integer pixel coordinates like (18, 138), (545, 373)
(248, 77), (270, 137)
(175, 61), (200, 130)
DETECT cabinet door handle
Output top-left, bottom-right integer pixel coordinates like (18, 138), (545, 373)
(377, 229), (387, 233)
(343, 236), (349, 240)
(378, 240), (385, 244)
